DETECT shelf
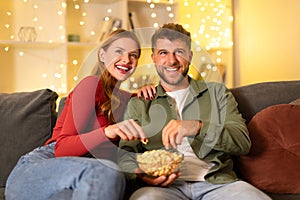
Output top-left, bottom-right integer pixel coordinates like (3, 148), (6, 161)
(67, 42), (99, 48)
(0, 40), (65, 49)
(0, 40), (101, 49)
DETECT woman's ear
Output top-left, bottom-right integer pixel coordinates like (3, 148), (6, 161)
(98, 48), (105, 62)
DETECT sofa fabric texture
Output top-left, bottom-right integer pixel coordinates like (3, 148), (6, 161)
(0, 89), (58, 188)
(237, 104), (300, 194)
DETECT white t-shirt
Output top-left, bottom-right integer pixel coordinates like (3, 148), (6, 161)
(166, 87), (214, 181)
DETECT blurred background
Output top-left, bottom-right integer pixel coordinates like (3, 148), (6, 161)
(0, 0), (299, 95)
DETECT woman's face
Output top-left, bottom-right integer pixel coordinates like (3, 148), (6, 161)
(99, 37), (140, 81)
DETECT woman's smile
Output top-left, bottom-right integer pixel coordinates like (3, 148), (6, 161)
(115, 64), (132, 74)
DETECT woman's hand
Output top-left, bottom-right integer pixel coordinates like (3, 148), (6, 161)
(137, 85), (156, 100)
(104, 119), (147, 142)
(135, 168), (180, 187)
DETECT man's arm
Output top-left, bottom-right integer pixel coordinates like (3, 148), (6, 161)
(195, 83), (251, 158)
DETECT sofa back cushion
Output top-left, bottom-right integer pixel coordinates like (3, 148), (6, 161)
(230, 81), (300, 123)
(237, 104), (300, 194)
(0, 89), (58, 187)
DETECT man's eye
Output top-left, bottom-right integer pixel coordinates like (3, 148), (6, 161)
(159, 51), (167, 55)
(175, 50), (185, 55)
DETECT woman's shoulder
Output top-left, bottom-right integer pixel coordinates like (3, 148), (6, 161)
(76, 76), (100, 87)
(67, 76), (102, 102)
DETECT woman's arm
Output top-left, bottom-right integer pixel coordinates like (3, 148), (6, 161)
(53, 76), (110, 157)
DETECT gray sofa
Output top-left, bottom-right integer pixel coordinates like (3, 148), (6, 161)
(1, 81), (300, 200)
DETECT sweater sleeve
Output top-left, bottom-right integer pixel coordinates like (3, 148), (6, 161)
(50, 76), (112, 157)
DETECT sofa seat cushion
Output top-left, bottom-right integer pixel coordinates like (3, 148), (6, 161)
(237, 104), (300, 194)
(0, 89), (58, 188)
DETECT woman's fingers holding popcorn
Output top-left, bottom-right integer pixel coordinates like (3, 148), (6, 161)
(104, 119), (146, 141)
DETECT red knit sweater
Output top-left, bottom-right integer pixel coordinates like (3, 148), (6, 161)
(45, 76), (132, 161)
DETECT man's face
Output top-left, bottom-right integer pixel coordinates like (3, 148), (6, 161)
(151, 38), (192, 90)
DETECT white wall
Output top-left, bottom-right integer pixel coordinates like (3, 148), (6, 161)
(233, 0), (300, 86)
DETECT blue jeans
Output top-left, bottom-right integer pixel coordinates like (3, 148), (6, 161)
(5, 142), (125, 200)
(129, 179), (272, 200)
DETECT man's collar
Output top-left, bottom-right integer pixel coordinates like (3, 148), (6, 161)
(155, 77), (208, 98)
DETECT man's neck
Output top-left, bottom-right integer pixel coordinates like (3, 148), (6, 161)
(161, 77), (190, 92)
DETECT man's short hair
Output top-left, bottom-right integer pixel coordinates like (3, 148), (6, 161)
(151, 23), (192, 51)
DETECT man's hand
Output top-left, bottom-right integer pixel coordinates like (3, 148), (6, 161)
(135, 168), (180, 187)
(162, 120), (201, 149)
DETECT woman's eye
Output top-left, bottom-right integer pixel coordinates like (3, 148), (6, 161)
(115, 50), (123, 55)
(130, 53), (138, 59)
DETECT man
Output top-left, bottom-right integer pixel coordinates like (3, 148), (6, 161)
(118, 23), (271, 200)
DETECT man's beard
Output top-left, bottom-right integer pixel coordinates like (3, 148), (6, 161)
(157, 65), (189, 86)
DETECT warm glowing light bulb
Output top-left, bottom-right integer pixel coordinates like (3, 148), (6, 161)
(72, 59), (78, 65)
(169, 13), (174, 18)
(61, 2), (67, 8)
(150, 3), (155, 8)
(54, 73), (62, 79)
(151, 13), (157, 18)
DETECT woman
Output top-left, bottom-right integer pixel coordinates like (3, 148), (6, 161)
(5, 29), (147, 200)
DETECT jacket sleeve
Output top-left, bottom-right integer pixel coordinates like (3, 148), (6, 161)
(196, 83), (251, 158)
(118, 97), (143, 180)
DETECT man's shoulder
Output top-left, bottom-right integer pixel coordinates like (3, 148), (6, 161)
(190, 79), (226, 92)
(128, 95), (150, 106)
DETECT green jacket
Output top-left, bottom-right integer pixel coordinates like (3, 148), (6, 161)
(118, 78), (251, 184)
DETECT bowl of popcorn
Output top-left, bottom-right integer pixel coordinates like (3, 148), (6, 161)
(136, 149), (183, 177)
